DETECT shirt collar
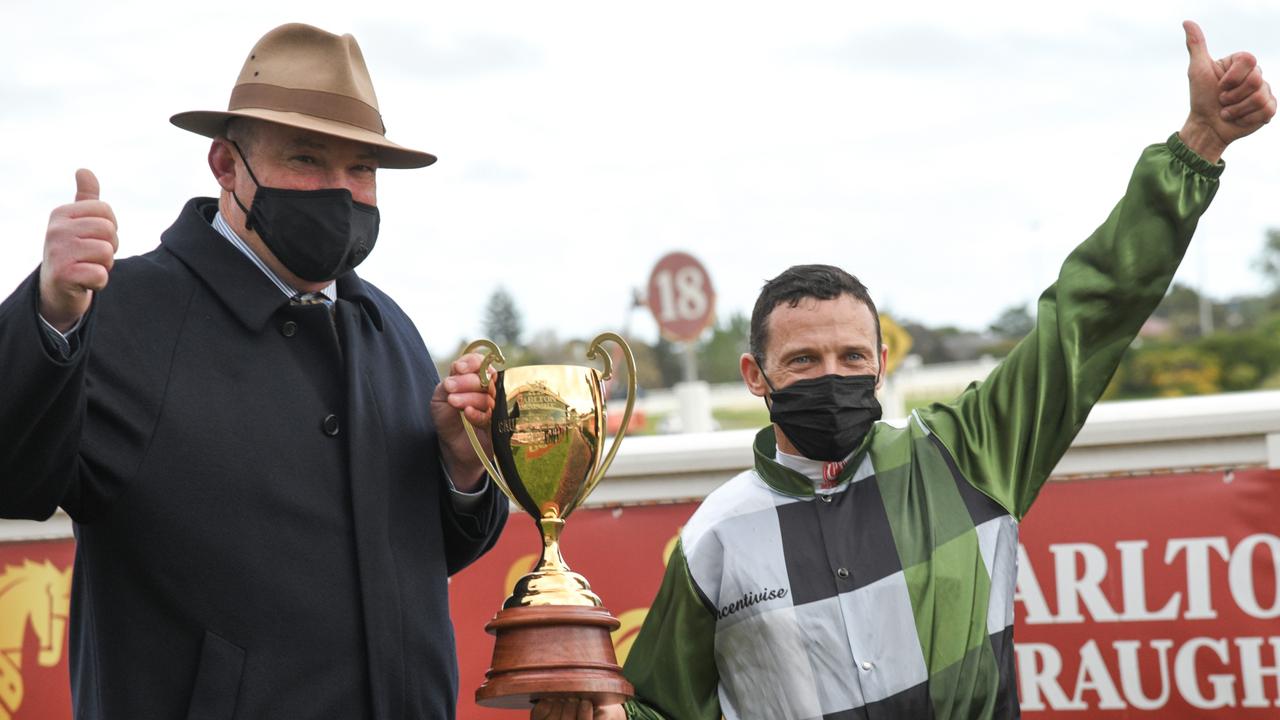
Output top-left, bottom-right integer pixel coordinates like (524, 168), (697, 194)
(210, 211), (337, 304)
(752, 425), (875, 498)
(775, 447), (855, 490)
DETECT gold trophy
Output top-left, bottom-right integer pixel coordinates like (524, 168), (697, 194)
(460, 332), (637, 708)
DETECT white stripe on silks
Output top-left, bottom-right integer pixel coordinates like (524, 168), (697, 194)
(977, 515), (1020, 635)
(796, 595), (865, 713)
(686, 489), (792, 613)
(211, 211), (337, 303)
(680, 468), (798, 579)
(716, 603), (825, 720)
(836, 570), (929, 703)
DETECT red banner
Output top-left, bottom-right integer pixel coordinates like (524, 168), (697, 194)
(1014, 468), (1280, 717)
(4, 468), (1278, 717)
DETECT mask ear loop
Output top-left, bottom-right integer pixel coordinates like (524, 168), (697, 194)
(753, 356), (779, 391)
(753, 355), (780, 412)
(226, 140), (262, 222)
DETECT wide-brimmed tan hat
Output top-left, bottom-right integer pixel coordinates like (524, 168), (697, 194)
(171, 23), (435, 169)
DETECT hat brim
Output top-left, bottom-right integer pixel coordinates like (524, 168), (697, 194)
(170, 108), (436, 169)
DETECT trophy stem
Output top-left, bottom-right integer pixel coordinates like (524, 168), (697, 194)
(538, 515), (570, 574)
(504, 513), (603, 608)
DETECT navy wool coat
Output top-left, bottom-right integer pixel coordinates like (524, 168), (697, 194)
(0, 198), (508, 719)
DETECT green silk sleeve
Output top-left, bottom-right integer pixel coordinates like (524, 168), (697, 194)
(917, 134), (1223, 520)
(622, 539), (721, 720)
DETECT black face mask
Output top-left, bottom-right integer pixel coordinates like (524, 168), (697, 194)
(229, 141), (380, 283)
(760, 368), (883, 462)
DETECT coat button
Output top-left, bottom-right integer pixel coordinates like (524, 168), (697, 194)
(836, 567), (850, 579)
(820, 494), (833, 503)
(322, 414), (340, 436)
(281, 320), (298, 337)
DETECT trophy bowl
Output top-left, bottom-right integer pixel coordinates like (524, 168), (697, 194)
(460, 332), (637, 709)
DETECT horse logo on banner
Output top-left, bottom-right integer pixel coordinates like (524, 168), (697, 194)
(0, 560), (72, 720)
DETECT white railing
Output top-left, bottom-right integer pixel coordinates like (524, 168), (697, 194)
(6, 391), (1280, 540)
(879, 355), (1001, 418)
(592, 389), (1280, 506)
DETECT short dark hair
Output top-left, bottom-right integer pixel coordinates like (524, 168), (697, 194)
(221, 117), (261, 157)
(749, 264), (881, 364)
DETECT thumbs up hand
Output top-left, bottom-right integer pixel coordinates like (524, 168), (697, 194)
(39, 169), (119, 332)
(1180, 20), (1276, 163)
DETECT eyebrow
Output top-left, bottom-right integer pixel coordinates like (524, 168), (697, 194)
(782, 342), (874, 359)
(285, 137), (379, 161)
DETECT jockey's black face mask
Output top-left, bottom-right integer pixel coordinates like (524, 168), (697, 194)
(758, 364), (883, 461)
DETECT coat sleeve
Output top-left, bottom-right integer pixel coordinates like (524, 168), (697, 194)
(916, 134), (1223, 520)
(439, 472), (509, 575)
(415, 341), (510, 575)
(0, 270), (92, 520)
(622, 539), (721, 720)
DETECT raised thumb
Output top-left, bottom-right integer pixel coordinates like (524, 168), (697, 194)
(75, 168), (100, 202)
(1183, 20), (1211, 66)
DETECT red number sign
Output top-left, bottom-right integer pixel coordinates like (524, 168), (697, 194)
(647, 252), (715, 343)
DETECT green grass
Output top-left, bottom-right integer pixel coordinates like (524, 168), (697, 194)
(903, 393), (956, 414)
(713, 406), (770, 430)
(624, 406), (770, 435)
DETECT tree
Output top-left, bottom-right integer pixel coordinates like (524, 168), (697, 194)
(1149, 282), (1217, 339)
(652, 337), (687, 388)
(483, 286), (523, 348)
(1130, 345), (1222, 398)
(983, 304), (1034, 357)
(625, 341), (668, 391)
(1253, 228), (1280, 291)
(988, 304), (1034, 341)
(899, 321), (957, 364)
(697, 313), (751, 383)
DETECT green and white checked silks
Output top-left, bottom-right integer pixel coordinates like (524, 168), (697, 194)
(622, 135), (1223, 720)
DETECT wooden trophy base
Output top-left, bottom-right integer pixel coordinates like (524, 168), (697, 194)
(475, 604), (635, 709)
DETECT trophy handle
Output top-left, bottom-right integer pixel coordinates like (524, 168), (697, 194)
(457, 339), (510, 494)
(586, 332), (636, 485)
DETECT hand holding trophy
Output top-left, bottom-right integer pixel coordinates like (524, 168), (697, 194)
(459, 332), (637, 709)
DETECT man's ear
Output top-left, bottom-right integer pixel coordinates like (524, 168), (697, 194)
(876, 345), (889, 391)
(740, 353), (768, 398)
(208, 139), (238, 192)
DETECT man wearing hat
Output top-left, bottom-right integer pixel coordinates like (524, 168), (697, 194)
(0, 23), (507, 719)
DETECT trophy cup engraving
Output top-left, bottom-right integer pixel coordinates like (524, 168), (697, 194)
(460, 332), (637, 708)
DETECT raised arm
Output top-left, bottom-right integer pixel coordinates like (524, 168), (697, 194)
(916, 21), (1274, 519)
(0, 169), (119, 519)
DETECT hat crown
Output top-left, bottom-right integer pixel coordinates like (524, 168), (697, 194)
(234, 23), (379, 112)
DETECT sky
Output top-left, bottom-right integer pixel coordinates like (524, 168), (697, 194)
(5, 0), (1280, 360)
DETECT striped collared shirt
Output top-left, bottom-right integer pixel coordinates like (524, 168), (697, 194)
(211, 211), (337, 304)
